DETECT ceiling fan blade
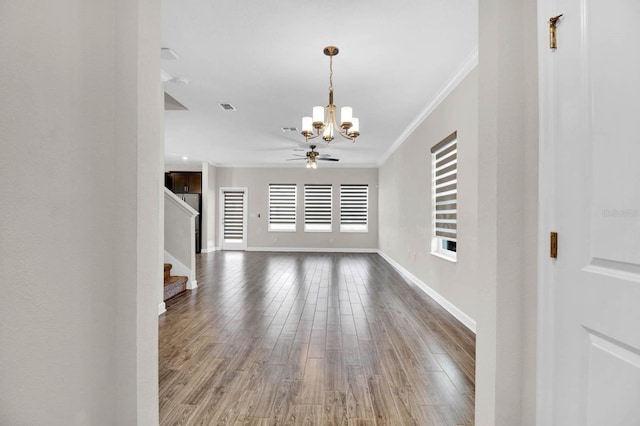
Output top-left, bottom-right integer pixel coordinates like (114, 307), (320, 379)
(286, 158), (306, 161)
(318, 158), (340, 162)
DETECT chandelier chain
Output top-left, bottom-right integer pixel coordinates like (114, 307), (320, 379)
(329, 54), (333, 93)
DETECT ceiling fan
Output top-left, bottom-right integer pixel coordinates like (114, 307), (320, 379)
(287, 144), (339, 168)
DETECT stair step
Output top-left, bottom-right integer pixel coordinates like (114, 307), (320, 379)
(164, 275), (188, 301)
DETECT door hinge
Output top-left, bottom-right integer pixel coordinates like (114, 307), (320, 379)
(549, 14), (563, 49)
(550, 232), (558, 258)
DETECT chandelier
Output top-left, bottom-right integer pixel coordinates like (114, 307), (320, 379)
(301, 46), (360, 143)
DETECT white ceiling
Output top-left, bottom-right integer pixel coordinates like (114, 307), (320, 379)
(162, 0), (478, 168)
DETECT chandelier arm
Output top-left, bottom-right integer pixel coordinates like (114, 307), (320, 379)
(305, 131), (324, 143)
(336, 130), (356, 142)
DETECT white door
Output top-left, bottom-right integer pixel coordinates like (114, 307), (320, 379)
(219, 188), (247, 250)
(540, 1), (640, 425)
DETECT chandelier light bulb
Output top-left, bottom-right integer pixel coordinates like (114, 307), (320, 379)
(340, 107), (352, 127)
(348, 117), (360, 137)
(302, 116), (313, 133)
(313, 106), (324, 125)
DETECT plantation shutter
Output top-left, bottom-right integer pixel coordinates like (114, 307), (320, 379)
(223, 190), (244, 241)
(432, 132), (457, 241)
(269, 184), (296, 231)
(304, 184), (332, 231)
(340, 185), (368, 232)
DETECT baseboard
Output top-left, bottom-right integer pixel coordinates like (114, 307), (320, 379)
(376, 250), (477, 333)
(247, 247), (378, 253)
(201, 247), (218, 253)
(187, 280), (198, 290)
(158, 302), (166, 316)
(164, 251), (194, 286)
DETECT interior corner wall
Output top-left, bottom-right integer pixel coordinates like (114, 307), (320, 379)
(378, 68), (479, 322)
(0, 1), (161, 424)
(215, 167), (378, 250)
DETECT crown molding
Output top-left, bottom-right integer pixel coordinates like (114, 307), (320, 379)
(377, 45), (478, 167)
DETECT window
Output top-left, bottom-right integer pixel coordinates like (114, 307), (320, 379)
(340, 184), (368, 232)
(304, 184), (332, 232)
(268, 184), (297, 231)
(431, 131), (457, 260)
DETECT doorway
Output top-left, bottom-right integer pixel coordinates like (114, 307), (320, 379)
(219, 187), (248, 250)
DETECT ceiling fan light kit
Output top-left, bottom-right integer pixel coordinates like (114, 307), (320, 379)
(286, 144), (339, 169)
(301, 46), (360, 144)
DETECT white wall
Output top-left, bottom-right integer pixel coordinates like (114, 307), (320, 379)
(476, 0), (538, 424)
(216, 167), (378, 250)
(0, 1), (161, 424)
(378, 69), (478, 323)
(164, 190), (197, 283)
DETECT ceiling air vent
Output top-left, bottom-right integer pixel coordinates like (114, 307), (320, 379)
(161, 48), (179, 60)
(218, 103), (236, 111)
(281, 127), (299, 133)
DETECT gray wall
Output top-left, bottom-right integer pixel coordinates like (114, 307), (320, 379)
(0, 1), (162, 424)
(216, 167), (378, 250)
(379, 68), (479, 320)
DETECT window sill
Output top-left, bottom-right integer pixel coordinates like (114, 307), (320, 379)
(268, 229), (296, 233)
(430, 251), (457, 263)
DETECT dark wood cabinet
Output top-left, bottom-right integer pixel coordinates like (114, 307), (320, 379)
(165, 172), (202, 194)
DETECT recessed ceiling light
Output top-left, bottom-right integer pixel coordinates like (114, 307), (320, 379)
(218, 103), (236, 111)
(182, 156), (188, 160)
(281, 127), (299, 132)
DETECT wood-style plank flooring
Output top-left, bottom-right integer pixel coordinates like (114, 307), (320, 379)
(159, 252), (475, 425)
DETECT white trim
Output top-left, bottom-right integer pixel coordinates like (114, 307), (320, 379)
(247, 247), (378, 253)
(430, 250), (457, 263)
(164, 187), (199, 217)
(158, 302), (166, 316)
(536, 0), (557, 423)
(377, 46), (478, 166)
(201, 247), (218, 253)
(164, 251), (195, 288)
(377, 250), (476, 333)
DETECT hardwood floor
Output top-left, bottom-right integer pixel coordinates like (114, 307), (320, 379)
(159, 252), (475, 425)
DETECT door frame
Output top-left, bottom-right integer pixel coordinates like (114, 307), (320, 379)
(218, 187), (248, 250)
(536, 0), (558, 423)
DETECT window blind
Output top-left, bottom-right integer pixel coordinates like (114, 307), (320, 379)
(269, 184), (296, 231)
(432, 134), (457, 241)
(304, 184), (332, 232)
(223, 191), (244, 242)
(340, 184), (368, 232)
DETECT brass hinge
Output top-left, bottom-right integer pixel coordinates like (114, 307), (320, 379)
(549, 14), (563, 49)
(550, 232), (558, 258)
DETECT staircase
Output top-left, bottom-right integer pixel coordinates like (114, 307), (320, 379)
(164, 263), (188, 301)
